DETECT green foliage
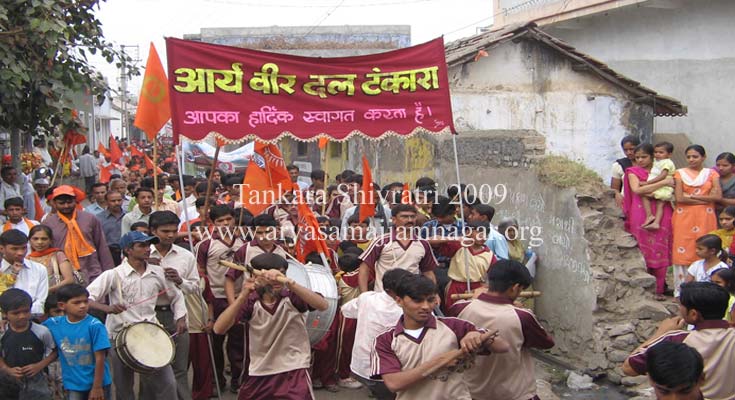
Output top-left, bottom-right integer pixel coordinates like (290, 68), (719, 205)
(0, 0), (138, 138)
(536, 155), (604, 193)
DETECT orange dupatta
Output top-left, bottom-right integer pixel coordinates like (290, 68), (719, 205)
(3, 218), (35, 232)
(57, 210), (95, 271)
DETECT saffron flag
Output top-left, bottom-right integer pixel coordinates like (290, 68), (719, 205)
(134, 43), (170, 141)
(318, 138), (328, 150)
(295, 192), (329, 263)
(97, 143), (110, 159)
(99, 164), (113, 183)
(128, 144), (144, 159)
(401, 183), (411, 204)
(240, 141), (295, 214)
(143, 153), (163, 175)
(33, 193), (45, 222)
(359, 155), (376, 223)
(109, 136), (123, 163)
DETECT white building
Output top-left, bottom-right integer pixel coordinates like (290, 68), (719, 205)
(492, 0), (735, 161)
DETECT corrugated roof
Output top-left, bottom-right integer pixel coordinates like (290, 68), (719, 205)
(445, 22), (686, 117)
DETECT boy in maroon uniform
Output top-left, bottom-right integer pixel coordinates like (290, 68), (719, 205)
(214, 253), (328, 400)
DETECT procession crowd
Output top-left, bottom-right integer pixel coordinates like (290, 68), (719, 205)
(0, 135), (730, 400)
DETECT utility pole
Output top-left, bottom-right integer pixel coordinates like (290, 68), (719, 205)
(119, 44), (140, 146)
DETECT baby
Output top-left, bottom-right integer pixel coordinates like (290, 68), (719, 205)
(641, 142), (675, 230)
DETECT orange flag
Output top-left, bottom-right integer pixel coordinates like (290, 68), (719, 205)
(401, 183), (411, 204)
(97, 143), (110, 159)
(128, 144), (144, 159)
(359, 155), (376, 223)
(134, 43), (170, 141)
(144, 153), (163, 175)
(295, 192), (329, 263)
(318, 137), (328, 150)
(99, 164), (113, 183)
(240, 141), (294, 214)
(109, 136), (123, 163)
(33, 193), (45, 222)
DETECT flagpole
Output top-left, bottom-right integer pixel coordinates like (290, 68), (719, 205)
(202, 143), (221, 221)
(153, 141), (160, 209)
(321, 142), (328, 216)
(178, 144), (194, 246)
(451, 133), (472, 293)
(50, 141), (66, 187)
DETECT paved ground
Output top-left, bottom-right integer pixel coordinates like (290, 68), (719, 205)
(215, 386), (372, 399)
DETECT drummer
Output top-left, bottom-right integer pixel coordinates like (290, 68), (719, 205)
(87, 231), (187, 400)
(214, 253), (328, 399)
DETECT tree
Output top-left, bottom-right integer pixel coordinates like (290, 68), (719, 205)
(0, 0), (138, 169)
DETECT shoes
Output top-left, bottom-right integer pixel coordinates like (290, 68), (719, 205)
(230, 382), (239, 394)
(324, 384), (339, 392)
(312, 379), (323, 389)
(338, 377), (363, 389)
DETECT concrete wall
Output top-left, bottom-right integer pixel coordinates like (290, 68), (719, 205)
(544, 0), (735, 163)
(447, 39), (653, 182)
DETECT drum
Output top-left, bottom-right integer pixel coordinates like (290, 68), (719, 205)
(115, 322), (175, 374)
(286, 260), (339, 345)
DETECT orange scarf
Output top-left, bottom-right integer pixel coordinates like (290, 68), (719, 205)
(3, 218), (35, 232)
(28, 247), (61, 258)
(57, 210), (95, 271)
(33, 193), (45, 221)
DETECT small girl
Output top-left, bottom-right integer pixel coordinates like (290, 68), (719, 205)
(710, 206), (735, 252)
(686, 234), (730, 283)
(712, 268), (735, 325)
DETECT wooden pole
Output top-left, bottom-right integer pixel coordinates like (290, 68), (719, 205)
(50, 141), (67, 187)
(153, 142), (160, 209)
(321, 143), (328, 216)
(450, 291), (542, 300)
(202, 144), (221, 223)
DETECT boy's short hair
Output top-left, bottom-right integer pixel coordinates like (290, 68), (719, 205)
(431, 196), (456, 218)
(310, 170), (325, 181)
(345, 174), (363, 185)
(44, 293), (58, 315)
(305, 252), (322, 266)
(395, 274), (437, 300)
(647, 342), (703, 392)
(252, 214), (277, 228)
(0, 288), (32, 312)
(383, 268), (413, 294)
(251, 253), (288, 271)
(472, 204), (496, 222)
(466, 220), (491, 231)
(4, 197), (24, 209)
(347, 213), (368, 225)
(130, 221), (149, 231)
(135, 187), (154, 198)
(487, 260), (532, 293)
(414, 177), (435, 189)
(338, 254), (361, 273)
(55, 284), (89, 303)
(286, 164), (299, 173)
(391, 204), (417, 217)
(149, 211), (180, 230)
(182, 175), (196, 187)
(679, 282), (730, 320)
(653, 141), (675, 154)
(209, 204), (235, 221)
(0, 229), (28, 246)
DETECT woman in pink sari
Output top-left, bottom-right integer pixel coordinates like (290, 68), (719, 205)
(623, 143), (674, 300)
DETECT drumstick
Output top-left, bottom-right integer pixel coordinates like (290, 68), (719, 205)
(421, 330), (499, 377)
(218, 260), (291, 284)
(450, 291), (542, 300)
(128, 287), (176, 307)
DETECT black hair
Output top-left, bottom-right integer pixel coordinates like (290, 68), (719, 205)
(466, 220), (491, 230)
(286, 164), (299, 173)
(29, 224), (53, 241)
(105, 190), (122, 200)
(91, 182), (108, 191)
(328, 218), (342, 229)
(109, 174), (122, 180)
(0, 288), (32, 312)
(431, 196), (456, 218)
(195, 197), (208, 208)
(347, 213), (368, 225)
(620, 135), (641, 147)
(310, 170), (325, 181)
(647, 342), (703, 391)
(472, 204), (496, 223)
(653, 141), (674, 154)
(316, 216), (329, 224)
(0, 229), (28, 246)
(149, 211), (181, 230)
(130, 221), (149, 231)
(140, 177), (154, 189)
(209, 204), (235, 221)
(252, 214), (278, 228)
(713, 268), (735, 294)
(234, 208), (254, 226)
(716, 152), (735, 164)
(679, 282), (730, 320)
(395, 274), (437, 301)
(446, 183), (466, 199)
(44, 293), (58, 314)
(135, 187), (154, 199)
(250, 253), (288, 271)
(44, 186), (56, 200)
(338, 240), (359, 252)
(340, 170), (355, 180)
(414, 177), (435, 189)
(305, 252), (322, 266)
(222, 175), (241, 187)
(722, 205), (735, 219)
(182, 175), (196, 187)
(3, 197), (24, 209)
(391, 204), (417, 217)
(338, 254), (361, 273)
(685, 144), (706, 157)
(487, 260), (533, 293)
(634, 143), (654, 156)
(0, 166), (15, 178)
(345, 174), (363, 185)
(695, 234), (727, 262)
(55, 283), (89, 303)
(383, 268), (413, 294)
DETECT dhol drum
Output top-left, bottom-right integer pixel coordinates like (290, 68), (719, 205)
(115, 321), (175, 374)
(286, 260), (339, 345)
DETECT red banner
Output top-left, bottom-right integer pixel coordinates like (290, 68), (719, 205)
(165, 37), (454, 144)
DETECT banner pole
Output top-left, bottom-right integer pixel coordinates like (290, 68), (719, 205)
(50, 141), (66, 187)
(178, 144), (194, 246)
(202, 144), (221, 223)
(153, 142), (160, 209)
(321, 142), (328, 216)
(451, 133), (472, 293)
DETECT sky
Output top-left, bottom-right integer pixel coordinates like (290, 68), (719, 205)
(92, 0), (494, 96)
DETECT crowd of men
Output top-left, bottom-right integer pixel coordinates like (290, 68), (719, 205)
(0, 138), (729, 400)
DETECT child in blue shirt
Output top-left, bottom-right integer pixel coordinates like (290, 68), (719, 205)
(43, 284), (112, 400)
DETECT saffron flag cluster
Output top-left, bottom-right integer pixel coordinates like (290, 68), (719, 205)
(165, 36), (455, 144)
